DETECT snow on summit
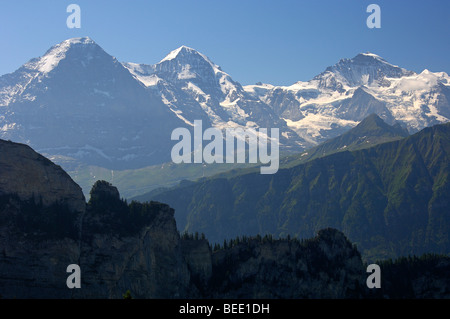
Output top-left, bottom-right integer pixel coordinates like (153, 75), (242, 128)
(159, 45), (194, 63)
(1, 37), (450, 170)
(159, 45), (215, 65)
(360, 52), (383, 58)
(23, 37), (101, 74)
(245, 52), (450, 140)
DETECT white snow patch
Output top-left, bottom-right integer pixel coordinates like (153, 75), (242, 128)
(220, 97), (249, 120)
(171, 109), (194, 126)
(395, 71), (439, 92)
(178, 64), (196, 80)
(245, 121), (258, 128)
(31, 37), (96, 74)
(136, 74), (160, 87)
(219, 74), (237, 95)
(186, 82), (207, 96)
(159, 46), (185, 63)
(360, 52), (383, 59)
(284, 114), (358, 142)
(123, 62), (161, 87)
(243, 83), (275, 96)
(0, 123), (16, 132)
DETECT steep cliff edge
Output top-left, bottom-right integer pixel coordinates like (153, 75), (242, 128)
(207, 229), (364, 298)
(74, 181), (192, 298)
(0, 139), (85, 298)
(0, 139), (449, 298)
(0, 139), (85, 213)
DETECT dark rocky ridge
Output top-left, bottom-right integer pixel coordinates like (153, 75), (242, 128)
(142, 122), (450, 261)
(0, 139), (449, 299)
(0, 139), (85, 213)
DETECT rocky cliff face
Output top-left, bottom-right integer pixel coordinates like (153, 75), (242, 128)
(0, 139), (85, 213)
(75, 185), (192, 299)
(0, 140), (448, 298)
(0, 176), (368, 298)
(206, 229), (365, 298)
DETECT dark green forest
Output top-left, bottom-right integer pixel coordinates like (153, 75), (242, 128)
(142, 122), (450, 261)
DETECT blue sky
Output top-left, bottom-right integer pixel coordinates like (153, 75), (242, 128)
(1, 0), (449, 85)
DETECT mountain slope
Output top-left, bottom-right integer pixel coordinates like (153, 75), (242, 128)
(134, 114), (410, 198)
(141, 122), (450, 261)
(123, 45), (304, 149)
(69, 160), (255, 199)
(1, 39), (449, 174)
(315, 52), (414, 88)
(0, 37), (183, 169)
(1, 138), (449, 298)
(0, 139), (85, 213)
(282, 113), (409, 167)
(245, 52), (450, 145)
(0, 143), (372, 299)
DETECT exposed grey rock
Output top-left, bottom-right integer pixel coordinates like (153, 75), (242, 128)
(74, 203), (192, 299)
(0, 139), (85, 213)
(0, 141), (448, 299)
(0, 37), (183, 170)
(208, 229), (365, 298)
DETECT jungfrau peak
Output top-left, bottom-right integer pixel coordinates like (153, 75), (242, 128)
(315, 52), (415, 88)
(245, 52), (450, 144)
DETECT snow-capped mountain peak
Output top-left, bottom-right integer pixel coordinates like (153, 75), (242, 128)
(64, 36), (96, 45)
(161, 45), (201, 62)
(354, 52), (388, 63)
(244, 52), (450, 145)
(123, 45), (295, 145)
(0, 37), (183, 170)
(24, 37), (102, 74)
(1, 38), (449, 172)
(0, 37), (116, 110)
(359, 52), (384, 59)
(159, 45), (220, 71)
(125, 46), (231, 95)
(313, 52), (415, 89)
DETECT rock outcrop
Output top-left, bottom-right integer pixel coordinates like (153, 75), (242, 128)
(206, 229), (364, 298)
(0, 178), (368, 299)
(0, 140), (449, 299)
(76, 190), (192, 299)
(0, 139), (85, 213)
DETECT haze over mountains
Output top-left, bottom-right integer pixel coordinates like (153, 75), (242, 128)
(0, 37), (181, 170)
(140, 120), (450, 261)
(1, 136), (449, 298)
(1, 36), (450, 298)
(1, 37), (449, 174)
